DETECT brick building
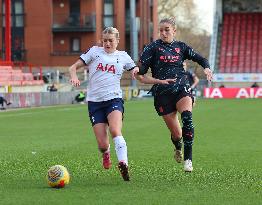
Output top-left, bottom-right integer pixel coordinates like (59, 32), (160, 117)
(0, 0), (158, 68)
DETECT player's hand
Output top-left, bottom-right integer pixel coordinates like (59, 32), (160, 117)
(204, 68), (213, 81)
(131, 66), (140, 80)
(160, 78), (176, 84)
(70, 77), (80, 87)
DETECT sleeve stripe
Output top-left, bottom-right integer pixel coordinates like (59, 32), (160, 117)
(127, 66), (137, 71)
(79, 57), (87, 65)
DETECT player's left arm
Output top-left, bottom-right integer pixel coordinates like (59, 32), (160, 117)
(184, 43), (213, 81)
(203, 68), (213, 81)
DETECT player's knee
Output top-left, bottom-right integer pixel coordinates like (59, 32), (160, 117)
(109, 127), (122, 137)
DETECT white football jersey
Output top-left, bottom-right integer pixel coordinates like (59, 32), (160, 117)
(80, 46), (136, 102)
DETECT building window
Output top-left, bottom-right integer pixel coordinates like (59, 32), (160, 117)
(71, 38), (80, 52)
(14, 0), (24, 27)
(2, 0), (25, 61)
(2, 0), (24, 27)
(103, 0), (114, 28)
(69, 0), (80, 26)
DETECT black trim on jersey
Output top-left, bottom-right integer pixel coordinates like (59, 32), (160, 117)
(127, 66), (138, 71)
(137, 64), (150, 75)
(79, 57), (87, 65)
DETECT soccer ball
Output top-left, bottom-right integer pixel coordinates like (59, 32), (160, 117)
(47, 165), (70, 188)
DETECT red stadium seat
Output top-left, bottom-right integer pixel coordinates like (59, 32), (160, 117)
(219, 13), (262, 73)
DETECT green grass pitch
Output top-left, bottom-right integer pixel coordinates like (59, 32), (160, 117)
(0, 99), (261, 205)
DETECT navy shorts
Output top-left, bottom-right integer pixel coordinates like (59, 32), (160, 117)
(87, 98), (124, 126)
(154, 88), (194, 116)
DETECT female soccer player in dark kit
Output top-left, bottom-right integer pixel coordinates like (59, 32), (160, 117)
(136, 17), (213, 172)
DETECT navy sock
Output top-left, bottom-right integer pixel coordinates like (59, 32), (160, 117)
(181, 111), (194, 161)
(171, 135), (182, 150)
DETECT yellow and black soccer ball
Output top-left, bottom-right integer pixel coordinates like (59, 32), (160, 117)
(47, 165), (70, 188)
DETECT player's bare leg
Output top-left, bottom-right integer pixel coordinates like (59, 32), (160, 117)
(162, 112), (183, 163)
(93, 123), (112, 169)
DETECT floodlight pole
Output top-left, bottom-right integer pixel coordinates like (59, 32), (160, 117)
(130, 0), (138, 87)
(5, 0), (12, 63)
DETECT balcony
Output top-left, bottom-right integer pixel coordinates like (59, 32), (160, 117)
(51, 51), (82, 56)
(52, 13), (96, 32)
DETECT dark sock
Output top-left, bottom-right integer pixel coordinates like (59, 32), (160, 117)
(171, 135), (182, 150)
(181, 111), (194, 161)
(183, 129), (193, 161)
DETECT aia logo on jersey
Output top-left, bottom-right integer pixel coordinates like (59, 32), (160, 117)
(159, 55), (179, 62)
(96, 63), (115, 74)
(174, 48), (180, 53)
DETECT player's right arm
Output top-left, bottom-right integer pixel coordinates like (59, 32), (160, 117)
(69, 59), (85, 87)
(136, 72), (176, 85)
(69, 46), (95, 87)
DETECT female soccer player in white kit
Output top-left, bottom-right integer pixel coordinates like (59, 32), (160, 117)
(69, 27), (139, 181)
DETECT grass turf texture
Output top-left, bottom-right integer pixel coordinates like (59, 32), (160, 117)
(0, 99), (261, 205)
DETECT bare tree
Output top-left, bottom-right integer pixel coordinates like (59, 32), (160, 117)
(158, 0), (182, 19)
(158, 0), (199, 30)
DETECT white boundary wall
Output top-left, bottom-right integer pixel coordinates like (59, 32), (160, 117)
(2, 92), (79, 108)
(1, 88), (153, 109)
